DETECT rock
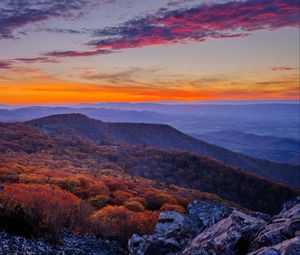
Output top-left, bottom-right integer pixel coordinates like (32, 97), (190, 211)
(282, 196), (300, 212)
(0, 231), (125, 255)
(154, 211), (187, 238)
(249, 203), (300, 252)
(247, 237), (300, 255)
(128, 234), (181, 255)
(185, 200), (233, 236)
(248, 211), (271, 222)
(183, 210), (266, 255)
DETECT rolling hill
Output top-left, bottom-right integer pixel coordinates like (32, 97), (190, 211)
(28, 114), (300, 188)
(192, 131), (300, 164)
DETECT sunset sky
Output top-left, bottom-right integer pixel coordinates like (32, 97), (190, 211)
(0, 0), (299, 104)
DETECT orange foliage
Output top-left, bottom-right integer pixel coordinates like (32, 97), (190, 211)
(145, 190), (177, 210)
(0, 184), (91, 235)
(91, 205), (133, 244)
(88, 194), (110, 209)
(91, 205), (159, 245)
(130, 211), (159, 235)
(123, 200), (145, 212)
(111, 190), (132, 205)
(160, 203), (186, 214)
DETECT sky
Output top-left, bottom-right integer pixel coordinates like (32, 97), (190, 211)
(0, 0), (299, 104)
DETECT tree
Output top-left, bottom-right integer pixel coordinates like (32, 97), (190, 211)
(0, 183), (90, 237)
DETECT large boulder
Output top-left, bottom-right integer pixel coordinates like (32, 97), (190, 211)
(183, 210), (266, 255)
(247, 237), (300, 255)
(248, 203), (300, 252)
(185, 200), (233, 236)
(154, 211), (187, 239)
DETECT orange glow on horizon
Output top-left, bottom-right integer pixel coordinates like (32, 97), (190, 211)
(0, 80), (299, 104)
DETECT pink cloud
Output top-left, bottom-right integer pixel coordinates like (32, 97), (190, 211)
(0, 60), (12, 69)
(89, 0), (299, 51)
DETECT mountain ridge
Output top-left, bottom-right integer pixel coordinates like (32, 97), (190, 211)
(27, 113), (300, 188)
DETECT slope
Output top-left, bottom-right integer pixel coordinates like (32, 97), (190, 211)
(0, 121), (298, 214)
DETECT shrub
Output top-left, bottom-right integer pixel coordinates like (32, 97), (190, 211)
(123, 200), (145, 212)
(91, 205), (133, 245)
(88, 194), (110, 209)
(0, 205), (38, 237)
(145, 191), (176, 210)
(0, 183), (90, 237)
(160, 203), (186, 213)
(91, 205), (159, 246)
(111, 190), (132, 205)
(130, 211), (159, 235)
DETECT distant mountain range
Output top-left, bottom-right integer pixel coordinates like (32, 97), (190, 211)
(192, 131), (300, 164)
(1, 103), (299, 139)
(28, 114), (300, 188)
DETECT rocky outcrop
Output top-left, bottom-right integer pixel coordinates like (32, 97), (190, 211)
(128, 198), (299, 255)
(128, 200), (234, 255)
(0, 231), (125, 255)
(247, 237), (300, 255)
(248, 203), (300, 252)
(183, 210), (266, 255)
(282, 196), (300, 212)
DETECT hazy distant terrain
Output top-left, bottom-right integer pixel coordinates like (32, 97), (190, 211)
(192, 131), (300, 164)
(0, 103), (299, 139)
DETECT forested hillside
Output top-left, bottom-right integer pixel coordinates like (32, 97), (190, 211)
(28, 114), (300, 188)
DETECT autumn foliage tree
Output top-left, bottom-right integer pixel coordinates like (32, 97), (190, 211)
(91, 205), (133, 245)
(0, 184), (91, 237)
(91, 205), (159, 246)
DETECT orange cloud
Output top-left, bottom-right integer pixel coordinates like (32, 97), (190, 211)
(0, 78), (298, 104)
(0, 65), (299, 104)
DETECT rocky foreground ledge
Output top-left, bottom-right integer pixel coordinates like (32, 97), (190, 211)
(0, 231), (125, 255)
(129, 197), (300, 255)
(0, 197), (299, 255)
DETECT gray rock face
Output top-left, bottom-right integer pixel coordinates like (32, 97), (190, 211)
(0, 231), (125, 255)
(128, 200), (233, 255)
(154, 211), (187, 238)
(282, 196), (300, 212)
(128, 234), (181, 255)
(183, 210), (266, 255)
(249, 203), (300, 252)
(246, 237), (300, 255)
(185, 200), (233, 236)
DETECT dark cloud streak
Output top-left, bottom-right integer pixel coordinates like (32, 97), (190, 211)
(0, 60), (12, 69)
(0, 0), (101, 39)
(14, 57), (59, 63)
(44, 49), (113, 58)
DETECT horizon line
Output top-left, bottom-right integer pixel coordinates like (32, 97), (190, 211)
(1, 99), (299, 107)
